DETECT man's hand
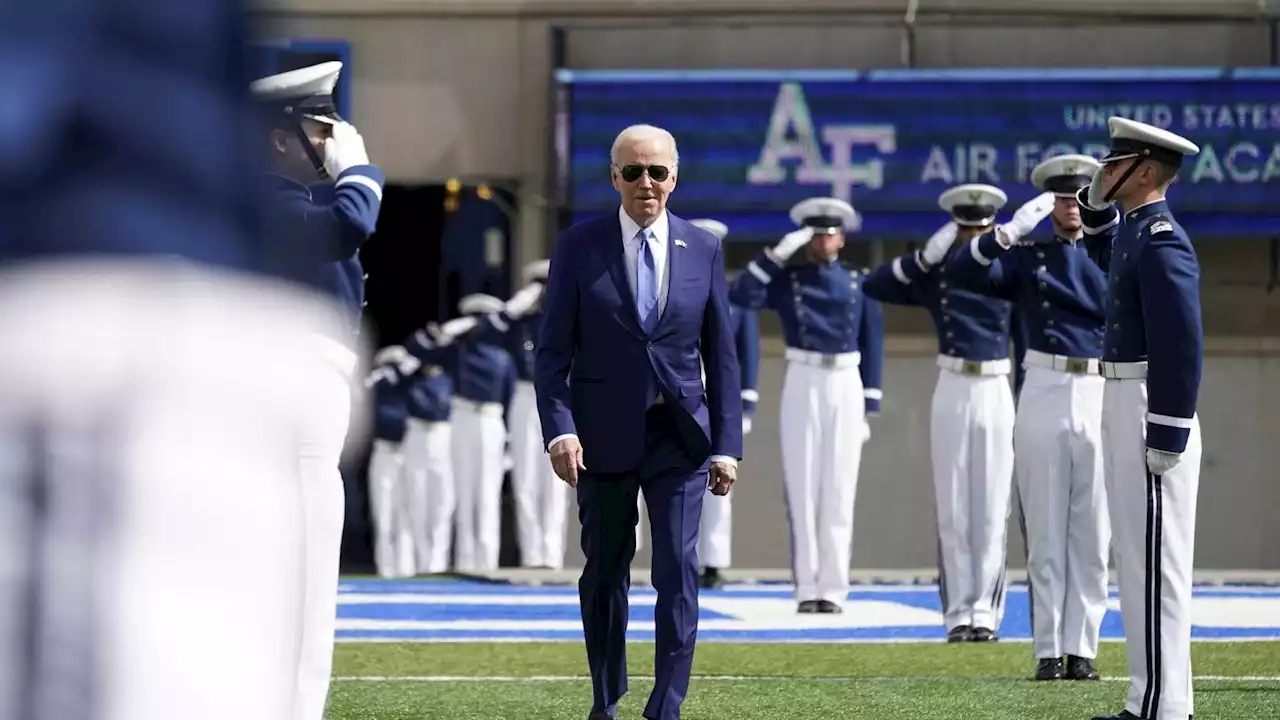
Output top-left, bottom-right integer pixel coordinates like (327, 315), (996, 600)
(550, 436), (586, 487)
(768, 227), (814, 265)
(1146, 448), (1181, 476)
(1080, 165), (1111, 211)
(998, 191), (1055, 246)
(323, 122), (371, 178)
(920, 222), (958, 266)
(709, 460), (736, 496)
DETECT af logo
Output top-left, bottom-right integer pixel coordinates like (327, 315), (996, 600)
(967, 190), (982, 204)
(746, 82), (897, 203)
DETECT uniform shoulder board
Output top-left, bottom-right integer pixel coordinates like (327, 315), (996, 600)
(1149, 219), (1174, 235)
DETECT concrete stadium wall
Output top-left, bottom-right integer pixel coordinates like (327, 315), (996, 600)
(260, 0), (1280, 569)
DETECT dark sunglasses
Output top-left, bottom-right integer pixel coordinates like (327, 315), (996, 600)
(615, 164), (672, 183)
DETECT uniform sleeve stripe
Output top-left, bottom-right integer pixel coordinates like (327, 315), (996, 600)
(970, 237), (992, 266)
(1148, 412), (1194, 429)
(741, 389), (759, 402)
(1083, 214), (1119, 236)
(336, 174), (385, 201)
(746, 261), (771, 284)
(891, 258), (910, 284)
(864, 388), (883, 400)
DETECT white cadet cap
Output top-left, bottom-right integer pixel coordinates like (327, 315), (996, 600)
(521, 259), (551, 284)
(458, 293), (505, 316)
(938, 184), (1008, 227)
(1031, 154), (1102, 197)
(789, 197), (861, 235)
(1102, 117), (1200, 168)
(689, 219), (729, 241)
(250, 61), (343, 125)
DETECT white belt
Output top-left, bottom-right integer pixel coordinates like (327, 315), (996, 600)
(1100, 361), (1149, 380)
(1024, 349), (1101, 375)
(309, 333), (357, 379)
(451, 397), (504, 416)
(936, 355), (1011, 376)
(785, 348), (861, 369)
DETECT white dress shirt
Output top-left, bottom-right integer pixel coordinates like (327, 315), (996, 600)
(618, 205), (671, 316)
(547, 206), (737, 469)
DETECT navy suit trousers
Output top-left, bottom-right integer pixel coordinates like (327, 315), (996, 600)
(576, 405), (707, 720)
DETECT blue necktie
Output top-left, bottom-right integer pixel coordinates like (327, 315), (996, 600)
(635, 229), (659, 334)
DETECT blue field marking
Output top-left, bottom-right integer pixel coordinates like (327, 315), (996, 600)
(335, 580), (1280, 643)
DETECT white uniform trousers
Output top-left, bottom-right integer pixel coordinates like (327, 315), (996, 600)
(402, 417), (455, 574)
(293, 346), (353, 720)
(510, 381), (569, 569)
(1104, 377), (1201, 720)
(368, 439), (413, 578)
(780, 359), (866, 605)
(0, 261), (345, 720)
(931, 367), (1015, 632)
(699, 495), (732, 570)
(1015, 361), (1110, 660)
(451, 399), (507, 573)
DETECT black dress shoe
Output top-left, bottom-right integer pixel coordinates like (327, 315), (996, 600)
(1090, 712), (1141, 720)
(970, 626), (998, 642)
(588, 713), (614, 720)
(1034, 657), (1064, 680)
(798, 600), (821, 613)
(946, 625), (973, 643)
(700, 567), (725, 589)
(1066, 655), (1101, 681)
(816, 599), (843, 614)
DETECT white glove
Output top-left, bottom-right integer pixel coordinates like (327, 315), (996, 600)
(997, 191), (1056, 247)
(858, 422), (871, 444)
(742, 415), (753, 436)
(504, 283), (544, 319)
(1146, 448), (1181, 476)
(396, 355), (422, 377)
(373, 345), (408, 367)
(323, 122), (371, 178)
(431, 316), (479, 344)
(769, 227), (815, 264)
(920, 222), (959, 266)
(1079, 165), (1111, 211)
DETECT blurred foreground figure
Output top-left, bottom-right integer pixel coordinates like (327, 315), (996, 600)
(0, 1), (358, 719)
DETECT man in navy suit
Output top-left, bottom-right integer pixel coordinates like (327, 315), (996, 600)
(534, 124), (744, 720)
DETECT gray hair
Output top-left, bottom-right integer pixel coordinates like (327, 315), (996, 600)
(610, 124), (679, 167)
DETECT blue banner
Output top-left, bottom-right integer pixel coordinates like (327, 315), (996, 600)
(558, 68), (1280, 242)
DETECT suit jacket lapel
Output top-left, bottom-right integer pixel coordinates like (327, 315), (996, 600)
(657, 216), (689, 331)
(604, 214), (644, 335)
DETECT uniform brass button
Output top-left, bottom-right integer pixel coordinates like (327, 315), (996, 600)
(941, 298), (949, 305)
(1049, 337), (1058, 344)
(1113, 323), (1120, 330)
(947, 331), (954, 338)
(1039, 282), (1048, 290)
(940, 281), (948, 289)
(1047, 319), (1055, 326)
(1042, 301), (1050, 309)
(1037, 251), (1045, 259)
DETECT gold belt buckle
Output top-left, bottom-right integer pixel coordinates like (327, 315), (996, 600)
(961, 360), (981, 375)
(1065, 358), (1089, 374)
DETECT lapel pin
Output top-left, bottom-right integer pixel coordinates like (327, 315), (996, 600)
(674, 239), (687, 248)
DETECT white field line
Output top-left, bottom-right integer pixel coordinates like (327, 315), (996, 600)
(335, 636), (1280, 645)
(332, 674), (1280, 683)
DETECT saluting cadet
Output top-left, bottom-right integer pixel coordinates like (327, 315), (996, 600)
(251, 60), (385, 720)
(1076, 118), (1203, 720)
(945, 156), (1110, 681)
(863, 185), (1014, 642)
(730, 198), (884, 614)
(691, 219), (762, 590)
(365, 346), (415, 579)
(508, 261), (570, 569)
(399, 330), (458, 575)
(406, 286), (543, 572)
